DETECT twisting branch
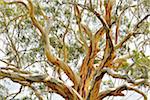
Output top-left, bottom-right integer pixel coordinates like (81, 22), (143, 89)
(28, 0), (79, 87)
(4, 0), (79, 87)
(0, 68), (82, 100)
(65, 1), (115, 99)
(62, 2), (109, 30)
(74, 4), (88, 54)
(88, 1), (116, 99)
(97, 84), (147, 100)
(72, 3), (105, 98)
(62, 21), (70, 63)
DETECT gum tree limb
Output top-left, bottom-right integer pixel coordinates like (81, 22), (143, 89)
(4, 0), (79, 87)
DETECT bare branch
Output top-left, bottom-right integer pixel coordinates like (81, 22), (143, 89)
(135, 14), (150, 29)
(97, 84), (147, 100)
(104, 68), (150, 87)
(0, 66), (31, 74)
(0, 59), (17, 67)
(115, 5), (137, 44)
(29, 85), (44, 100)
(104, 68), (134, 83)
(6, 86), (23, 99)
(115, 14), (150, 49)
(0, 68), (81, 100)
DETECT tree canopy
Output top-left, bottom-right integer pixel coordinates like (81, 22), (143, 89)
(0, 0), (150, 100)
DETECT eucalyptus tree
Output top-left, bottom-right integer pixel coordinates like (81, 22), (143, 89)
(0, 0), (150, 100)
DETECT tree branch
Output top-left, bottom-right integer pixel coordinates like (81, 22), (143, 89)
(4, 0), (29, 9)
(62, 2), (109, 30)
(88, 1), (116, 99)
(72, 3), (106, 98)
(28, 0), (79, 87)
(104, 68), (150, 87)
(74, 4), (88, 54)
(115, 5), (137, 44)
(4, 0), (79, 87)
(0, 68), (81, 100)
(115, 14), (150, 49)
(6, 86), (23, 99)
(29, 85), (44, 100)
(78, 27), (104, 98)
(104, 68), (134, 83)
(135, 14), (150, 29)
(97, 84), (147, 100)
